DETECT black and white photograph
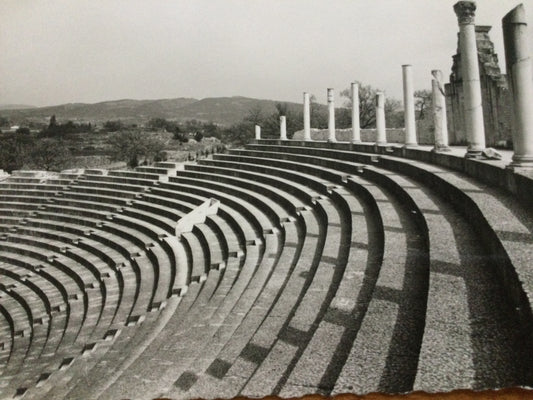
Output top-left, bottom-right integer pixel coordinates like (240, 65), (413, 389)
(1, 1), (533, 399)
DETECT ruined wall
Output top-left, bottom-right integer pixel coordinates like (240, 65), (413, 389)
(445, 25), (513, 147)
(292, 128), (410, 143)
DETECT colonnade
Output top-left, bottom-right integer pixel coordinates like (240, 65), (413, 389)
(253, 2), (532, 168)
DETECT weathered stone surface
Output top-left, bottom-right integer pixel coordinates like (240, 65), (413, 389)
(503, 4), (533, 168)
(446, 25), (513, 147)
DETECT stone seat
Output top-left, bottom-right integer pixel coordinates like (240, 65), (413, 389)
(154, 216), (302, 400)
(65, 185), (142, 200)
(0, 273), (72, 394)
(159, 181), (268, 240)
(135, 165), (177, 175)
(107, 170), (161, 181)
(147, 186), (246, 241)
(193, 222), (227, 270)
(2, 232), (117, 326)
(184, 163), (311, 215)
(17, 216), (156, 318)
(176, 199), (334, 399)
(173, 172), (294, 230)
(71, 179), (153, 196)
(195, 159), (320, 204)
(0, 290), (33, 375)
(189, 147), (430, 396)
(0, 255), (77, 379)
(0, 183), (68, 191)
(100, 211), (283, 400)
(0, 190), (60, 198)
(31, 296), (181, 400)
(243, 143), (533, 393)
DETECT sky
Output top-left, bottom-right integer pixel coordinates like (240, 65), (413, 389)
(1, 0), (532, 107)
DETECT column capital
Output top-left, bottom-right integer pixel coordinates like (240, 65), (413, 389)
(454, 1), (476, 25)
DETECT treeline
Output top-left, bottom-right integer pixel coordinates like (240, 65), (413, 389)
(222, 81), (409, 146)
(0, 131), (71, 172)
(40, 115), (93, 137)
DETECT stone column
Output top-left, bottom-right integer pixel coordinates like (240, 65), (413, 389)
(402, 65), (418, 146)
(375, 92), (387, 144)
(454, 1), (486, 157)
(503, 4), (533, 167)
(255, 125), (261, 140)
(431, 70), (451, 151)
(327, 88), (336, 142)
(280, 116), (287, 140)
(303, 92), (312, 141)
(351, 82), (361, 143)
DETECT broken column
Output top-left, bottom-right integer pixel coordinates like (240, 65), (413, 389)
(375, 92), (387, 144)
(255, 125), (261, 140)
(431, 70), (451, 151)
(402, 65), (418, 146)
(503, 4), (533, 167)
(351, 82), (361, 143)
(327, 88), (336, 142)
(454, 1), (486, 157)
(280, 116), (287, 140)
(303, 92), (312, 141)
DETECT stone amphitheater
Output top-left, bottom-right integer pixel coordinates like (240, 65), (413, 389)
(1, 1), (533, 399)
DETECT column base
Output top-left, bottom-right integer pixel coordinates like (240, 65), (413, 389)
(351, 139), (362, 144)
(403, 143), (418, 148)
(431, 145), (451, 153)
(465, 149), (483, 159)
(328, 139), (337, 143)
(507, 157), (533, 169)
(375, 141), (387, 145)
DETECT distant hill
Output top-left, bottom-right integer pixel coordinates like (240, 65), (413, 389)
(0, 96), (311, 127)
(0, 104), (35, 110)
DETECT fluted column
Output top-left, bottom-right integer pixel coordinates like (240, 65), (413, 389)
(375, 92), (387, 144)
(503, 4), (533, 167)
(351, 82), (361, 143)
(454, 1), (486, 157)
(255, 125), (261, 140)
(431, 70), (451, 151)
(303, 92), (311, 141)
(402, 65), (418, 146)
(280, 116), (287, 140)
(327, 88), (336, 142)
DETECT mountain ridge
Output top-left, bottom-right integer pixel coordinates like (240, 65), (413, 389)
(0, 96), (314, 127)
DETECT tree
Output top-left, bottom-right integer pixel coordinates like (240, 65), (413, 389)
(310, 95), (328, 129)
(103, 120), (123, 132)
(0, 132), (32, 172)
(108, 130), (166, 168)
(16, 127), (31, 135)
(29, 138), (72, 171)
(244, 104), (264, 126)
(194, 131), (204, 142)
(415, 90), (432, 120)
(49, 115), (57, 129)
(340, 82), (403, 128)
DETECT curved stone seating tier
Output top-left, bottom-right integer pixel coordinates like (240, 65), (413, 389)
(2, 138), (533, 398)
(42, 181), (279, 400)
(100, 207), (295, 400)
(107, 170), (162, 181)
(240, 143), (533, 391)
(182, 164), (313, 215)
(172, 174), (298, 244)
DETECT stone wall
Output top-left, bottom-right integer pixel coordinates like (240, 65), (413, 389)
(445, 25), (513, 147)
(292, 127), (435, 145)
(292, 128), (404, 143)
